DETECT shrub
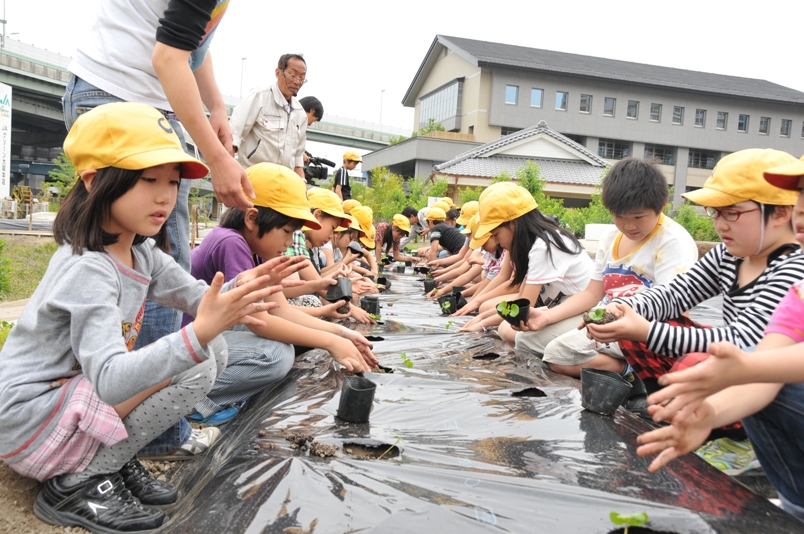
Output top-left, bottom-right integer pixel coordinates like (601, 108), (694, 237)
(0, 240), (11, 294)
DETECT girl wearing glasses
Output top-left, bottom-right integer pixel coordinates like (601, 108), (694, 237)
(586, 149), (804, 388)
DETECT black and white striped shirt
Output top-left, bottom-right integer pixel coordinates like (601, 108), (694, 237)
(614, 243), (804, 358)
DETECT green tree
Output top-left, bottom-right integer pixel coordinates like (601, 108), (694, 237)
(490, 170), (513, 184)
(42, 153), (78, 204)
(459, 186), (483, 203)
(387, 118), (445, 145)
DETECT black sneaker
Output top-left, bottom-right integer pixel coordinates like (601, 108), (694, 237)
(622, 372), (652, 420)
(34, 473), (166, 533)
(120, 458), (179, 506)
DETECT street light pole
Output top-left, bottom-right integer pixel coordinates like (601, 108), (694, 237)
(379, 89), (385, 125)
(239, 57), (247, 98)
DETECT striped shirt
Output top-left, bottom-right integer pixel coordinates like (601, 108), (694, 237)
(614, 243), (804, 358)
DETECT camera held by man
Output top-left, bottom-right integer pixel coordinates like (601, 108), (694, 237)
(303, 151), (336, 186)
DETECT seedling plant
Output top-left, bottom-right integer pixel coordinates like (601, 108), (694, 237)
(587, 308), (607, 322)
(609, 512), (648, 534)
(369, 313), (381, 321)
(377, 436), (402, 460)
(400, 352), (413, 368)
(445, 320), (454, 330)
(496, 301), (520, 318)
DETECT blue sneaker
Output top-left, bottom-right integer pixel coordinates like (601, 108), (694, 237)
(186, 405), (240, 426)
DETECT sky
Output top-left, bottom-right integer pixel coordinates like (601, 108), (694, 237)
(7, 0), (804, 167)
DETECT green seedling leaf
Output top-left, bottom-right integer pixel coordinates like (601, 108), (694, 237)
(589, 308), (607, 321)
(368, 313), (381, 320)
(404, 359), (413, 368)
(400, 352), (414, 368)
(441, 301), (451, 309)
(445, 320), (454, 330)
(509, 303), (520, 317)
(496, 301), (514, 317)
(610, 512), (648, 533)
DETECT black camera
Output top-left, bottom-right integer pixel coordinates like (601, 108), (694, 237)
(303, 151), (336, 186)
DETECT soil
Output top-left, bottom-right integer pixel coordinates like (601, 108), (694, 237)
(308, 442), (339, 458)
(582, 310), (617, 325)
(336, 303), (351, 314)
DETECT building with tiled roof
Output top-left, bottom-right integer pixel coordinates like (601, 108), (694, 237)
(363, 35), (804, 205)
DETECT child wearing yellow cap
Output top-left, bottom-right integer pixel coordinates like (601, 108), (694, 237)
(635, 154), (804, 520)
(459, 182), (593, 334)
(183, 164), (377, 426)
(333, 150), (362, 201)
(374, 214), (420, 265)
(0, 103), (309, 532)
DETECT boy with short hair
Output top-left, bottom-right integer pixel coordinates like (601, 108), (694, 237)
(424, 207), (466, 262)
(515, 158), (698, 417)
(333, 150), (361, 201)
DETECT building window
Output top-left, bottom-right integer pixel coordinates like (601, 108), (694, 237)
(627, 100), (639, 119)
(644, 145), (674, 165)
(530, 88), (543, 107)
(695, 109), (706, 128)
(604, 98), (616, 117)
(598, 139), (629, 160)
(505, 85), (518, 105)
(650, 103), (662, 122)
(563, 133), (585, 145)
(716, 112), (728, 130)
(738, 114), (749, 132)
(579, 94), (592, 113)
(688, 150), (717, 170)
(781, 119), (792, 137)
(420, 81), (463, 125)
(672, 106), (684, 125)
(501, 126), (522, 136)
(555, 91), (568, 110)
(759, 116), (771, 135)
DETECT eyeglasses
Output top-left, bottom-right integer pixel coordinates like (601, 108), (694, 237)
(282, 70), (308, 84)
(704, 206), (760, 222)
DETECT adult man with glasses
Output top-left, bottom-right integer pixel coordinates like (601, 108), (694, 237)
(231, 53), (310, 179)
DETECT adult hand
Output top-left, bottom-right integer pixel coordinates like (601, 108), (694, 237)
(238, 256), (309, 288)
(585, 302), (650, 344)
(636, 401), (716, 473)
(647, 342), (750, 424)
(318, 301), (353, 320)
(340, 327), (379, 367)
(207, 155), (254, 211)
(349, 303), (377, 324)
(194, 272), (281, 346)
(518, 306), (551, 332)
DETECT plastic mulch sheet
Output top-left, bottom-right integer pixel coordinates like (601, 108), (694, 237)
(162, 269), (801, 533)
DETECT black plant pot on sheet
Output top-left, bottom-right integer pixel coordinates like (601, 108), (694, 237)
(337, 376), (377, 423)
(423, 278), (436, 293)
(580, 368), (633, 416)
(395, 265), (405, 274)
(376, 276), (391, 291)
(495, 298), (530, 327)
(455, 291), (468, 310)
(325, 277), (353, 303)
(405, 261), (413, 267)
(360, 296), (380, 316)
(414, 265), (431, 275)
(437, 294), (457, 315)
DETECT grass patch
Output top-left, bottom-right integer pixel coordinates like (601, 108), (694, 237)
(0, 320), (12, 351)
(0, 237), (58, 301)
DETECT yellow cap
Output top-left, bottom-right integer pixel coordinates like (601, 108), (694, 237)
(350, 205), (374, 235)
(456, 200), (479, 226)
(764, 155), (804, 191)
(476, 182), (537, 238)
(343, 150), (363, 162)
(466, 213), (491, 249)
(342, 198), (362, 213)
(359, 224), (376, 249)
(431, 201), (450, 212)
(682, 149), (799, 207)
(246, 163), (321, 229)
(392, 213), (411, 233)
(426, 206), (447, 222)
(335, 213), (366, 236)
(307, 187), (350, 227)
(440, 197), (454, 206)
(63, 102), (209, 178)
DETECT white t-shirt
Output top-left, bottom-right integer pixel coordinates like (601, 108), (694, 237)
(593, 214), (698, 306)
(526, 234), (593, 308)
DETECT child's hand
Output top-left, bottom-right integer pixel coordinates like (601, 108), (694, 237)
(636, 400), (716, 473)
(340, 327), (379, 368)
(194, 272), (281, 346)
(518, 306), (551, 332)
(452, 299), (478, 316)
(431, 286), (448, 299)
(319, 301), (352, 320)
(647, 342), (750, 424)
(239, 255), (309, 289)
(349, 303), (377, 324)
(317, 274), (338, 292)
(585, 302), (649, 343)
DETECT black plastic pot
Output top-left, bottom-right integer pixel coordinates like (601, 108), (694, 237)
(496, 298), (530, 327)
(437, 294), (457, 315)
(381, 256), (392, 266)
(325, 277), (353, 303)
(405, 261), (412, 267)
(455, 292), (468, 310)
(337, 376), (377, 423)
(376, 276), (391, 291)
(414, 265), (431, 275)
(424, 278), (436, 293)
(580, 368), (633, 416)
(452, 286), (466, 294)
(347, 241), (363, 256)
(360, 296), (380, 316)
(395, 265), (405, 274)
